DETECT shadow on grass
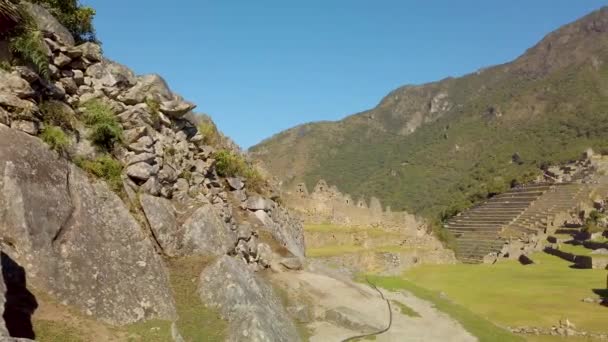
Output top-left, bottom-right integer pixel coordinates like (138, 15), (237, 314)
(592, 288), (608, 307)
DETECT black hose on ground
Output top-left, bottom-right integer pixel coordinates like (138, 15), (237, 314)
(340, 277), (393, 342)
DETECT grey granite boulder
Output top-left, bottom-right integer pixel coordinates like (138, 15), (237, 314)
(140, 195), (236, 257)
(85, 60), (136, 88)
(198, 256), (300, 342)
(22, 2), (74, 46)
(0, 125), (176, 325)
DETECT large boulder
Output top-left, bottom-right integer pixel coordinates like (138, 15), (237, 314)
(252, 205), (305, 258)
(85, 60), (137, 89)
(0, 71), (34, 99)
(140, 195), (236, 257)
(21, 2), (75, 46)
(0, 124), (176, 325)
(119, 74), (173, 105)
(198, 256), (300, 342)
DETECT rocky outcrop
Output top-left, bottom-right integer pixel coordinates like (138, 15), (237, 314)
(22, 2), (75, 46)
(198, 256), (300, 342)
(140, 194), (236, 257)
(0, 7), (307, 339)
(0, 125), (176, 325)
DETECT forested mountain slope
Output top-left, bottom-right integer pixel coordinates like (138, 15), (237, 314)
(251, 7), (608, 219)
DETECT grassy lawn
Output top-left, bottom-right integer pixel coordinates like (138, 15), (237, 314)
(366, 275), (523, 342)
(306, 244), (424, 258)
(305, 223), (426, 257)
(304, 223), (401, 238)
(399, 253), (608, 334)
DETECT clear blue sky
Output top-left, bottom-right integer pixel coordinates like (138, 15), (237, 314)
(86, 0), (606, 148)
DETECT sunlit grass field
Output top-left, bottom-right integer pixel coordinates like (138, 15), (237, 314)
(392, 253), (607, 333)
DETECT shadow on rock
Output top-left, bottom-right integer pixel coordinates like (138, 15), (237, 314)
(2, 252), (38, 339)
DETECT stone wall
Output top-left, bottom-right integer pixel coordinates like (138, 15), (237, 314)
(287, 179), (426, 233)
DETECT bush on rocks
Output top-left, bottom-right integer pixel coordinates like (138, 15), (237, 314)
(40, 100), (75, 130)
(214, 149), (264, 192)
(31, 0), (97, 43)
(8, 19), (50, 79)
(75, 154), (123, 193)
(82, 99), (123, 150)
(40, 125), (69, 153)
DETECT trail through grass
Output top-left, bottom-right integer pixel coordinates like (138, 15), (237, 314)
(401, 253), (608, 333)
(367, 275), (524, 342)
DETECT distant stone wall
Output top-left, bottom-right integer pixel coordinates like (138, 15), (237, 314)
(286, 180), (427, 234)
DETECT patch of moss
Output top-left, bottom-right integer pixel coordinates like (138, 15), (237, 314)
(34, 320), (85, 342)
(40, 100), (76, 130)
(40, 125), (70, 153)
(167, 256), (228, 342)
(214, 149), (265, 192)
(123, 320), (172, 342)
(82, 100), (123, 151)
(74, 154), (123, 193)
(390, 300), (420, 317)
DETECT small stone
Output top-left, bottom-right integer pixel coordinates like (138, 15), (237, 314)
(126, 162), (154, 181)
(53, 53), (72, 68)
(126, 152), (156, 166)
(73, 69), (85, 85)
(227, 177), (245, 191)
(10, 120), (39, 135)
(246, 195), (272, 211)
(60, 77), (78, 95)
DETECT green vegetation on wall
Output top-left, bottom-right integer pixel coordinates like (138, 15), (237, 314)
(31, 0), (97, 43)
(82, 100), (123, 151)
(214, 149), (264, 192)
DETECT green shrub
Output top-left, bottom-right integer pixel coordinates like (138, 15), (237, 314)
(40, 100), (75, 130)
(74, 154), (123, 193)
(214, 150), (265, 192)
(145, 97), (161, 128)
(31, 0), (97, 43)
(429, 219), (457, 251)
(82, 100), (123, 150)
(584, 210), (605, 234)
(198, 120), (220, 146)
(40, 125), (69, 153)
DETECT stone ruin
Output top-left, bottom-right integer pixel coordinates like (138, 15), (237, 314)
(286, 179), (426, 233)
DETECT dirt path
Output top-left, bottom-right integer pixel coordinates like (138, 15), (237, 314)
(270, 268), (477, 342)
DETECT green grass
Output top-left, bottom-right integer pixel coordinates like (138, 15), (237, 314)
(366, 275), (524, 342)
(74, 154), (123, 193)
(40, 126), (70, 153)
(82, 100), (123, 151)
(123, 320), (172, 342)
(400, 253), (608, 333)
(214, 149), (265, 192)
(35, 320), (85, 342)
(557, 243), (596, 256)
(304, 223), (401, 238)
(167, 256), (228, 342)
(390, 300), (420, 317)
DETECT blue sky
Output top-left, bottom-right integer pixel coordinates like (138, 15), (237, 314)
(86, 1), (606, 148)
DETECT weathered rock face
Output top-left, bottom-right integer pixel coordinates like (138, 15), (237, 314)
(22, 2), (75, 46)
(140, 195), (236, 257)
(0, 125), (176, 325)
(198, 256), (300, 342)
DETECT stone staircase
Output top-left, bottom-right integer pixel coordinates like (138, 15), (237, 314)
(445, 184), (552, 263)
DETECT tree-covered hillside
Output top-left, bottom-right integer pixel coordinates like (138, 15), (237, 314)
(251, 7), (608, 220)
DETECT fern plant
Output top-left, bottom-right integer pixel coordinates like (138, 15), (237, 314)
(7, 3), (50, 79)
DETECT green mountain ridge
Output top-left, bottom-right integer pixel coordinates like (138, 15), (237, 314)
(250, 6), (608, 219)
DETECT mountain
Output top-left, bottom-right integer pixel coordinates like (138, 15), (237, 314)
(250, 7), (608, 219)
